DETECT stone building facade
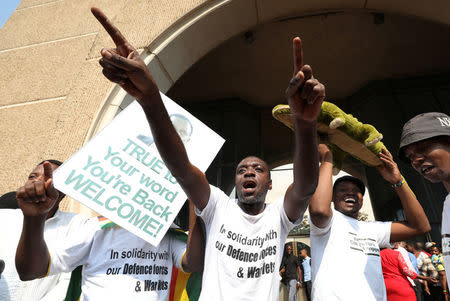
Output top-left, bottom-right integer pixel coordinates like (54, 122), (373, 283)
(1, 0), (450, 227)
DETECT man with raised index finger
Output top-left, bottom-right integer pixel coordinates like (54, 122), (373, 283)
(90, 6), (325, 300)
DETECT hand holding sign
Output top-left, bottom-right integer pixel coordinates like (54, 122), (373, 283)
(91, 7), (159, 103)
(285, 37), (325, 123)
(16, 161), (60, 217)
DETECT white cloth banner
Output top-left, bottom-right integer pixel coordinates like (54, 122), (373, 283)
(54, 93), (225, 246)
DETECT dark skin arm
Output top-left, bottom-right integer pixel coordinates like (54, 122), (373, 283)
(91, 7), (210, 210)
(15, 162), (59, 280)
(423, 280), (430, 295)
(377, 149), (431, 242)
(416, 274), (438, 284)
(283, 38), (324, 222)
(296, 265), (302, 288)
(181, 202), (205, 273)
(309, 144), (333, 228)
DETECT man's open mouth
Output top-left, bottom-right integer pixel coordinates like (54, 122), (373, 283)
(243, 181), (257, 189)
(421, 165), (435, 175)
(242, 181), (257, 194)
(344, 198), (356, 204)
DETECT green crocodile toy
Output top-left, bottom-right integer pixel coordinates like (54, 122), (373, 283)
(272, 101), (385, 174)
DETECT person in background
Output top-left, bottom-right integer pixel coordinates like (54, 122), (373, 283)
(299, 247), (311, 301)
(394, 242), (417, 293)
(430, 246), (449, 301)
(280, 245), (302, 301)
(381, 248), (437, 301)
(408, 242), (439, 300)
(405, 242), (422, 301)
(425, 242), (436, 257)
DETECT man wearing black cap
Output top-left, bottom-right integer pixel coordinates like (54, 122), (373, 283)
(399, 112), (450, 293)
(0, 160), (88, 301)
(307, 144), (431, 301)
(0, 191), (19, 209)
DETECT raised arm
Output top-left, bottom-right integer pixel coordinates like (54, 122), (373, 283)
(182, 201), (205, 272)
(308, 144), (334, 228)
(283, 37), (325, 222)
(91, 7), (210, 210)
(15, 162), (59, 280)
(376, 148), (431, 242)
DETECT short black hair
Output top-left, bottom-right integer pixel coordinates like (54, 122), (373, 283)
(236, 156), (271, 179)
(333, 176), (365, 196)
(38, 159), (63, 166)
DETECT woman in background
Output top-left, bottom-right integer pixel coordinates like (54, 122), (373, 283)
(381, 248), (437, 301)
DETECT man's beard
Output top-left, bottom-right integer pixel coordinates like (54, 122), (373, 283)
(237, 190), (267, 205)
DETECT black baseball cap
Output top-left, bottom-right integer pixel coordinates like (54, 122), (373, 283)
(0, 191), (19, 209)
(399, 112), (450, 161)
(333, 176), (365, 196)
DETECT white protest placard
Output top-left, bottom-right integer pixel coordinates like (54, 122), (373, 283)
(53, 93), (225, 246)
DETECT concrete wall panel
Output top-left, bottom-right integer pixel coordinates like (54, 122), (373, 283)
(17, 0), (57, 10)
(1, 0), (125, 50)
(0, 100), (69, 192)
(0, 34), (96, 106)
(0, 58), (114, 213)
(45, 59), (114, 161)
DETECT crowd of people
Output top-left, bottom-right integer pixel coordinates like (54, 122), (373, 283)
(279, 240), (449, 301)
(0, 6), (449, 301)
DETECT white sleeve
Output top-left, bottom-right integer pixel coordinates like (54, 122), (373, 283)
(373, 221), (392, 248)
(40, 272), (72, 301)
(275, 197), (303, 233)
(194, 185), (228, 226)
(170, 235), (187, 271)
(309, 209), (334, 236)
(48, 217), (98, 275)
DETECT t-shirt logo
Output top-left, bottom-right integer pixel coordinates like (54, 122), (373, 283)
(348, 232), (380, 257)
(437, 117), (450, 127)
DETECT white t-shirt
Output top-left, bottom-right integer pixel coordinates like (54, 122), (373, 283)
(195, 185), (301, 301)
(0, 209), (87, 301)
(48, 218), (186, 301)
(441, 194), (450, 289)
(310, 209), (392, 301)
